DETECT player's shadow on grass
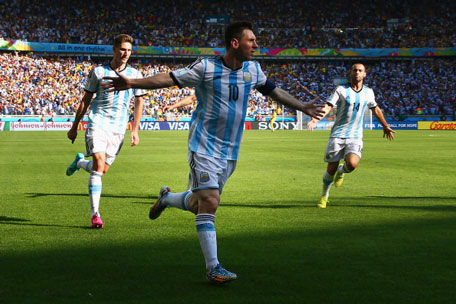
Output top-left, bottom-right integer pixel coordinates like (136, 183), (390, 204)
(3, 217), (456, 303)
(0, 216), (89, 229)
(26, 192), (157, 200)
(332, 196), (456, 211)
(368, 195), (456, 200)
(223, 202), (311, 209)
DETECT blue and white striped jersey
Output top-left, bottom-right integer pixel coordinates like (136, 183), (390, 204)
(171, 56), (268, 160)
(327, 84), (377, 139)
(84, 64), (146, 134)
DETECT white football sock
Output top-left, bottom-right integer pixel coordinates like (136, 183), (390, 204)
(196, 213), (219, 270)
(89, 171), (103, 217)
(339, 163), (352, 174)
(78, 160), (93, 173)
(322, 171), (334, 198)
(162, 191), (192, 211)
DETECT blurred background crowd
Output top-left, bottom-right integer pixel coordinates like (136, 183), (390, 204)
(1, 0), (455, 48)
(0, 0), (455, 121)
(1, 53), (454, 120)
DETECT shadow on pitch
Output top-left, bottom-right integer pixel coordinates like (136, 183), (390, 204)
(2, 217), (456, 303)
(222, 195), (456, 211)
(26, 192), (157, 200)
(327, 195), (456, 212)
(0, 216), (89, 229)
(367, 195), (456, 200)
(223, 203), (309, 209)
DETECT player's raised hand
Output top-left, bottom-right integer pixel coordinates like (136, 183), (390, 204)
(302, 100), (325, 120)
(383, 126), (395, 140)
(307, 119), (317, 131)
(163, 104), (174, 112)
(101, 69), (131, 92)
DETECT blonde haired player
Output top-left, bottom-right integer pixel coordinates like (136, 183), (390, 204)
(66, 34), (146, 227)
(308, 63), (395, 208)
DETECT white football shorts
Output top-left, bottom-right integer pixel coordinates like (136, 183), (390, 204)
(85, 128), (125, 166)
(188, 151), (237, 194)
(324, 137), (363, 163)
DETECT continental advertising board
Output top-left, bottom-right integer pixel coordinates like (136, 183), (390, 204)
(418, 121), (456, 130)
(3, 120), (452, 131)
(9, 121), (73, 131)
(364, 122), (418, 130)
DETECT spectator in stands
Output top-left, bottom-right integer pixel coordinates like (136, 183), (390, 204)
(1, 52), (455, 121)
(1, 0), (455, 48)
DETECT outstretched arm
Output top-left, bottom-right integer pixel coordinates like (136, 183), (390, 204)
(372, 106), (395, 140)
(268, 87), (324, 120)
(164, 94), (196, 112)
(101, 71), (176, 92)
(67, 91), (93, 143)
(307, 103), (333, 131)
(131, 96), (144, 146)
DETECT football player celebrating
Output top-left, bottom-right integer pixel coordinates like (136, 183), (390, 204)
(102, 21), (324, 284)
(308, 63), (395, 208)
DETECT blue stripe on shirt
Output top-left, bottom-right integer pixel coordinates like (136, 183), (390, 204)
(338, 86), (352, 138)
(205, 60), (223, 156)
(231, 63), (253, 159)
(354, 87), (368, 138)
(344, 88), (360, 137)
(189, 59), (208, 152)
(220, 71), (238, 159)
(117, 67), (133, 133)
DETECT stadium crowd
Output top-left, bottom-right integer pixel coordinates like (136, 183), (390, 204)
(1, 52), (455, 120)
(1, 0), (455, 48)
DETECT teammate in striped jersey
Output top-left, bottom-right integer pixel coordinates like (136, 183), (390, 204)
(307, 63), (395, 208)
(66, 34), (146, 228)
(102, 21), (324, 284)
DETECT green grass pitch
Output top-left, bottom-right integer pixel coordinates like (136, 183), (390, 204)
(1, 130), (455, 303)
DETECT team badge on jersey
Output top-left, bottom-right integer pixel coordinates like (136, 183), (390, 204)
(243, 72), (251, 82)
(200, 172), (210, 183)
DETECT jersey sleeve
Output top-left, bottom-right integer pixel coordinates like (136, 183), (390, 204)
(326, 86), (341, 107)
(253, 62), (276, 95)
(84, 67), (99, 93)
(253, 62), (267, 89)
(170, 58), (205, 88)
(367, 88), (378, 108)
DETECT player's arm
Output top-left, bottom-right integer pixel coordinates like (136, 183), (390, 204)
(164, 94), (196, 112)
(101, 71), (175, 92)
(372, 106), (395, 140)
(131, 96), (144, 146)
(307, 103), (333, 131)
(268, 87), (324, 120)
(67, 91), (93, 143)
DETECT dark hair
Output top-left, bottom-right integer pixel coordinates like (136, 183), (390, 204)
(351, 62), (367, 72)
(114, 34), (134, 48)
(224, 21), (253, 49)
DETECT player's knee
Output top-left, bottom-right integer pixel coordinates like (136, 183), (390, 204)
(198, 194), (220, 213)
(345, 162), (357, 172)
(102, 165), (110, 175)
(188, 198), (199, 215)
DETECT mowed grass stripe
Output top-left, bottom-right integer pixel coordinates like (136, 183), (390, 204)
(0, 130), (455, 304)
